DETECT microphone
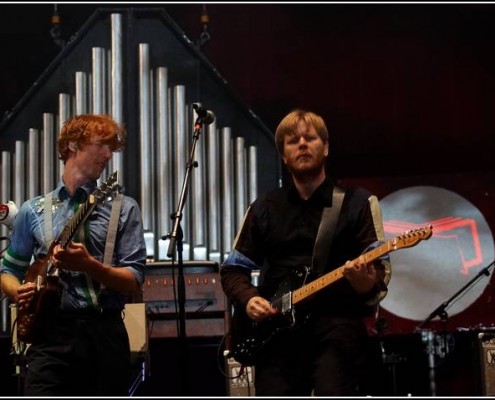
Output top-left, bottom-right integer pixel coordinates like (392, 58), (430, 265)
(193, 103), (215, 125)
(0, 201), (18, 230)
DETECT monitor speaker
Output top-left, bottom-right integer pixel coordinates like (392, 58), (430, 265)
(225, 356), (255, 396)
(478, 332), (495, 396)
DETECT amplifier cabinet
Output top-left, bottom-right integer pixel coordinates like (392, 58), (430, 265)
(143, 262), (227, 338)
(478, 331), (495, 396)
(225, 356), (256, 396)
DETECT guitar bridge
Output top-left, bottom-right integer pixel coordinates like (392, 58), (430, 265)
(279, 291), (292, 315)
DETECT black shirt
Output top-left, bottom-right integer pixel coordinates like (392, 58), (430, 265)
(220, 177), (390, 318)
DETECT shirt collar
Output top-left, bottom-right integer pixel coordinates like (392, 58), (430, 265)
(54, 179), (98, 203)
(287, 176), (334, 206)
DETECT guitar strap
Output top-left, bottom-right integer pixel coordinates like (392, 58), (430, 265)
(310, 185), (346, 277)
(103, 193), (123, 265)
(43, 191), (123, 264)
(44, 192), (54, 248)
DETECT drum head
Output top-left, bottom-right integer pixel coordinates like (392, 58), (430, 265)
(380, 186), (494, 323)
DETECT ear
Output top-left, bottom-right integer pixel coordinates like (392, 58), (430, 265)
(323, 141), (329, 157)
(69, 142), (78, 152)
(281, 153), (288, 165)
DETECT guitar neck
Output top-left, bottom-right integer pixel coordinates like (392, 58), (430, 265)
(291, 239), (394, 305)
(58, 195), (96, 248)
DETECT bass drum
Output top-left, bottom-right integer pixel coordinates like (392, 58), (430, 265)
(378, 186), (495, 334)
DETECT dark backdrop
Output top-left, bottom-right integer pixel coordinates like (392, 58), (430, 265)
(1, 3), (495, 178)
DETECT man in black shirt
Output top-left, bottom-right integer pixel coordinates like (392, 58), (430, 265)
(220, 109), (391, 396)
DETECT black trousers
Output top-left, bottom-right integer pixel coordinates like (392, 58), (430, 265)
(23, 311), (131, 396)
(254, 315), (369, 396)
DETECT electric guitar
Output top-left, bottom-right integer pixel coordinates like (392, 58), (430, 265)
(229, 225), (433, 366)
(16, 171), (120, 343)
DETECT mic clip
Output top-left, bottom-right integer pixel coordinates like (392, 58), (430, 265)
(192, 103), (215, 125)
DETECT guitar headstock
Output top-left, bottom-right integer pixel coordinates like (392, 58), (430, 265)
(394, 225), (433, 249)
(94, 171), (120, 202)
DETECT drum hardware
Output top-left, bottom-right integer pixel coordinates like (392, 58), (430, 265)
(418, 260), (494, 331)
(375, 307), (408, 395)
(9, 304), (29, 395)
(416, 260), (495, 395)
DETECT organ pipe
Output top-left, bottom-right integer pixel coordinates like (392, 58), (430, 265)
(206, 120), (221, 262)
(248, 145), (258, 203)
(92, 47), (106, 115)
(0, 12), (262, 266)
(75, 71), (87, 115)
(191, 103), (207, 261)
(234, 136), (247, 228)
(221, 127), (234, 260)
(110, 13), (124, 180)
(172, 85), (190, 261)
(1, 151), (12, 237)
(42, 113), (55, 193)
(138, 43), (153, 233)
(28, 129), (40, 198)
(156, 67), (171, 259)
(14, 141), (25, 209)
(58, 93), (71, 178)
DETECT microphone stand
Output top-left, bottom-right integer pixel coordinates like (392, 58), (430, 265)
(165, 107), (207, 395)
(416, 260), (495, 396)
(417, 260), (495, 330)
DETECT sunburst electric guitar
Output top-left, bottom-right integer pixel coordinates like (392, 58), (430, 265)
(229, 225), (433, 366)
(16, 171), (120, 343)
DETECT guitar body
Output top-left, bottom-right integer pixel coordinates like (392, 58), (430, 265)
(228, 226), (434, 366)
(230, 267), (310, 366)
(17, 256), (61, 343)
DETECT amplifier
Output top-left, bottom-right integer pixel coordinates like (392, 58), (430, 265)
(143, 261), (227, 338)
(225, 356), (256, 396)
(478, 331), (495, 395)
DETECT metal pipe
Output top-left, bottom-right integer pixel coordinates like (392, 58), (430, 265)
(92, 47), (106, 183)
(14, 140), (25, 207)
(110, 13), (124, 180)
(191, 103), (207, 260)
(221, 127), (234, 261)
(248, 145), (258, 204)
(28, 129), (40, 198)
(138, 43), (153, 233)
(206, 120), (221, 262)
(42, 113), (55, 193)
(172, 85), (190, 260)
(235, 136), (247, 228)
(1, 151), (12, 237)
(1, 151), (12, 333)
(92, 47), (106, 115)
(58, 93), (71, 178)
(156, 67), (171, 260)
(75, 71), (87, 115)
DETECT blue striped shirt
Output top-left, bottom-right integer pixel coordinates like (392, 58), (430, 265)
(1, 179), (147, 311)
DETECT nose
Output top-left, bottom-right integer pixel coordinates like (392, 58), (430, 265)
(298, 136), (308, 146)
(102, 145), (113, 160)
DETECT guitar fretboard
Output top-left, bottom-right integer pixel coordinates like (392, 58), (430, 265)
(59, 195), (96, 248)
(290, 229), (430, 305)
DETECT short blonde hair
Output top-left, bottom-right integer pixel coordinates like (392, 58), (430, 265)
(274, 109), (329, 154)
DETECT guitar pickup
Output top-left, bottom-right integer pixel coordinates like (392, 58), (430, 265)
(279, 292), (292, 315)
